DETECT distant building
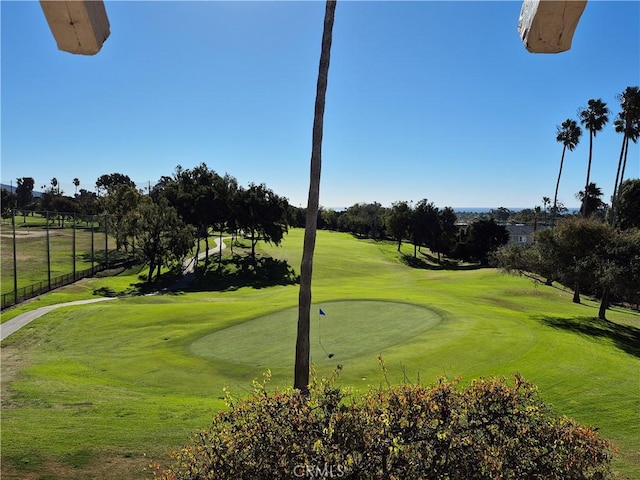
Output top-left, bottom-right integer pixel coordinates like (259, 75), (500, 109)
(505, 224), (548, 245)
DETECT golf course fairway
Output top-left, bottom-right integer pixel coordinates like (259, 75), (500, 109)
(1, 229), (638, 479)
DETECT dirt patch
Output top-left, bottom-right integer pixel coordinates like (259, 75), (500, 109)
(0, 451), (154, 480)
(0, 344), (30, 408)
(0, 230), (71, 239)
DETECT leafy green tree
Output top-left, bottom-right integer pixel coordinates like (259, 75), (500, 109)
(157, 164), (215, 267)
(490, 207), (512, 223)
(408, 199), (438, 258)
(421, 202), (441, 258)
(212, 173), (238, 270)
(1, 188), (16, 217)
(595, 227), (640, 319)
(236, 183), (289, 261)
(75, 188), (100, 218)
(616, 179), (640, 230)
(319, 207), (339, 231)
(386, 201), (411, 251)
(337, 203), (385, 239)
(553, 119), (582, 218)
(135, 196), (194, 283)
(437, 206), (458, 258)
(100, 184), (142, 251)
(466, 219), (509, 265)
(15, 177), (35, 210)
(578, 99), (609, 217)
(95, 172), (135, 196)
(537, 217), (611, 304)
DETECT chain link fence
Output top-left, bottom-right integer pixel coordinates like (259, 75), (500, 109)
(1, 210), (128, 310)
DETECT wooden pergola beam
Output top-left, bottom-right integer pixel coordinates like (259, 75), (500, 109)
(40, 0), (110, 55)
(519, 0), (587, 54)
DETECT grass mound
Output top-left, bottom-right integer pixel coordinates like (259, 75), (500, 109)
(190, 301), (442, 367)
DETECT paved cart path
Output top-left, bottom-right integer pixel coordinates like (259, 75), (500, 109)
(1, 297), (117, 341)
(0, 238), (228, 341)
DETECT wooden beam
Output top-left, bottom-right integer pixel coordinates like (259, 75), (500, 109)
(519, 0), (587, 54)
(40, 1), (110, 55)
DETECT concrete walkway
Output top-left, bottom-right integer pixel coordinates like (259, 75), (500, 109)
(0, 237), (229, 342)
(1, 297), (117, 342)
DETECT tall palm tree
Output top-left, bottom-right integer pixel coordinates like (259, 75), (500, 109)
(578, 99), (609, 218)
(553, 119), (581, 221)
(73, 177), (80, 196)
(610, 86), (640, 226)
(294, 0), (337, 394)
(50, 177), (59, 195)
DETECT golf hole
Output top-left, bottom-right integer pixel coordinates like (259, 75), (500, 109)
(190, 301), (443, 368)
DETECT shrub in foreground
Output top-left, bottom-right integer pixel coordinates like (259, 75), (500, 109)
(151, 368), (613, 479)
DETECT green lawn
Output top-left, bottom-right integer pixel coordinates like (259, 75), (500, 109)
(0, 215), (116, 296)
(1, 228), (638, 479)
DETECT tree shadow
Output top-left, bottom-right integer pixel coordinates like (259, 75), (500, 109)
(400, 253), (480, 271)
(536, 315), (640, 358)
(186, 255), (300, 292)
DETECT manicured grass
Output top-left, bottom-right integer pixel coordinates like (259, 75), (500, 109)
(1, 228), (639, 479)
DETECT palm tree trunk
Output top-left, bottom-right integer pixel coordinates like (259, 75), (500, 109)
(582, 131), (594, 218)
(295, 0), (336, 394)
(552, 145), (566, 224)
(618, 135), (630, 199)
(610, 132), (627, 227)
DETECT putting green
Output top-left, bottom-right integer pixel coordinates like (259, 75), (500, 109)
(190, 300), (443, 368)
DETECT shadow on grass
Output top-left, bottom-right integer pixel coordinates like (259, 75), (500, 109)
(186, 255), (299, 292)
(537, 315), (640, 358)
(400, 253), (480, 271)
(92, 264), (184, 297)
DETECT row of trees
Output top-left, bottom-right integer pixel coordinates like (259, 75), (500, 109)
(292, 200), (510, 266)
(554, 86), (639, 221)
(494, 215), (640, 318)
(515, 86), (640, 317)
(3, 165), (290, 283)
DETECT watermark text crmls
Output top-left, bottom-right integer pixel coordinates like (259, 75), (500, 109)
(293, 464), (346, 478)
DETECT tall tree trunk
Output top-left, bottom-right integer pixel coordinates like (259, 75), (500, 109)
(598, 288), (610, 320)
(617, 134), (630, 210)
(193, 233), (201, 271)
(204, 230), (210, 267)
(553, 145), (567, 224)
(610, 132), (627, 226)
(251, 227), (256, 261)
(572, 281), (581, 304)
(218, 230), (223, 271)
(582, 131), (594, 218)
(294, 0), (336, 394)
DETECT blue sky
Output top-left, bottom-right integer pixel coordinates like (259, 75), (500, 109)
(2, 1), (638, 210)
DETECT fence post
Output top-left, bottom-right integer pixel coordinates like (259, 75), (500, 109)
(72, 212), (77, 280)
(91, 216), (95, 273)
(46, 211), (52, 290)
(12, 208), (18, 305)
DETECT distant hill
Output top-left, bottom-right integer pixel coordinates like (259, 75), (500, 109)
(1, 183), (43, 198)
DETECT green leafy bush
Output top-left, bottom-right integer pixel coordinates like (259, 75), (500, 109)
(151, 366), (613, 480)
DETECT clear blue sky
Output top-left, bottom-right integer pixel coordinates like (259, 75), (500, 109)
(2, 1), (638, 210)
